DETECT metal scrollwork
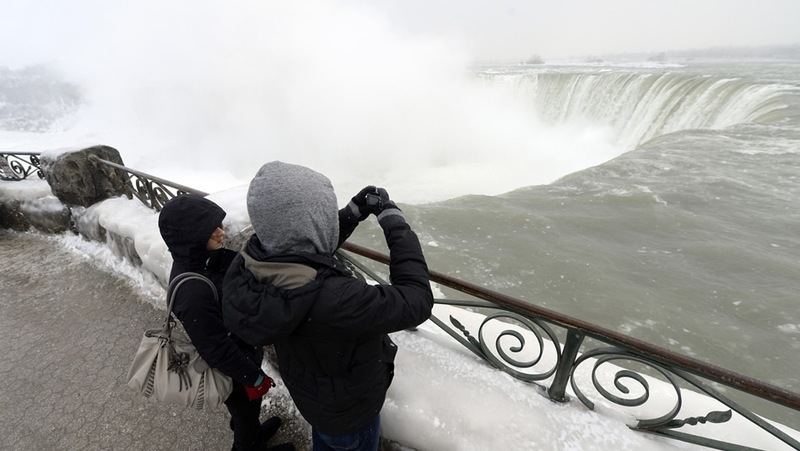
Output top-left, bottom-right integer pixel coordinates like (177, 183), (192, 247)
(150, 184), (173, 210)
(126, 175), (182, 211)
(569, 347), (735, 431)
(441, 310), (561, 384)
(131, 176), (150, 202)
(0, 153), (45, 180)
(82, 155), (207, 211)
(571, 347), (681, 429)
(664, 409), (732, 428)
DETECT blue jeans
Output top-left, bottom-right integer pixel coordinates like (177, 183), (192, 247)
(312, 415), (381, 451)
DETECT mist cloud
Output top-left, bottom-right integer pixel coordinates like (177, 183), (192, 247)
(0, 1), (661, 201)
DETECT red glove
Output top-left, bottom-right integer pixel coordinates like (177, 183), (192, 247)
(244, 373), (276, 400)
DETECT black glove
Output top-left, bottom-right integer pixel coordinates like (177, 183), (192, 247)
(372, 187), (406, 229)
(341, 185), (377, 223)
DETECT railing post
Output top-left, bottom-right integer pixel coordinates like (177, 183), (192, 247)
(548, 329), (585, 402)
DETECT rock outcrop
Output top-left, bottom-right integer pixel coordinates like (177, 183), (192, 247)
(40, 145), (129, 207)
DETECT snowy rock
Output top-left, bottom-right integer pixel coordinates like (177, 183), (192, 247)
(40, 145), (129, 207)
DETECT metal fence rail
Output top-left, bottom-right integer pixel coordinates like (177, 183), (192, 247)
(87, 155), (208, 210)
(0, 152), (44, 180)
(16, 153), (800, 450)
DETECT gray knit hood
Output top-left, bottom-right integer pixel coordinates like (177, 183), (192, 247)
(247, 161), (339, 256)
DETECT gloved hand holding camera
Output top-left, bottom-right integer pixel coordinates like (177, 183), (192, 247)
(368, 187), (405, 229)
(343, 186), (405, 229)
(342, 185), (378, 223)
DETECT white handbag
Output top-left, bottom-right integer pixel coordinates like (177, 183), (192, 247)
(127, 272), (233, 409)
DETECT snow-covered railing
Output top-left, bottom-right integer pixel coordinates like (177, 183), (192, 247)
(84, 154), (800, 451)
(0, 152), (44, 181)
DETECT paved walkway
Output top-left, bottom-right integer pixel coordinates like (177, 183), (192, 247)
(0, 230), (308, 450)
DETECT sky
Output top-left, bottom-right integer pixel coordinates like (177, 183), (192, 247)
(2, 178), (796, 450)
(347, 0), (800, 60)
(1, 0), (799, 67)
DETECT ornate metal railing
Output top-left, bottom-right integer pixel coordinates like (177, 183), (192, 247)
(84, 155), (800, 450)
(336, 243), (800, 451)
(0, 152), (44, 181)
(87, 155), (208, 210)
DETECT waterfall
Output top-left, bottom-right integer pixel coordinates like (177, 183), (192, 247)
(489, 71), (790, 149)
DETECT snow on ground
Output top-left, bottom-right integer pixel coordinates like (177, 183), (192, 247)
(3, 180), (799, 450)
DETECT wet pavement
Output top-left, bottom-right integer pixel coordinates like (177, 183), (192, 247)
(0, 230), (308, 450)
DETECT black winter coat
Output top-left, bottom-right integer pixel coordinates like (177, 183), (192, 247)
(222, 221), (433, 435)
(158, 194), (263, 387)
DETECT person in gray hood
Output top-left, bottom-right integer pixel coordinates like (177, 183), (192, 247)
(222, 161), (433, 451)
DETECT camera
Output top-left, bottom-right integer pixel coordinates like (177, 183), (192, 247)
(365, 193), (381, 209)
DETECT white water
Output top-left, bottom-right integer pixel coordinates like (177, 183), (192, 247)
(6, 65), (788, 206)
(495, 69), (792, 150)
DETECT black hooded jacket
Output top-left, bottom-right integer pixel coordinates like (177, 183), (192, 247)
(223, 219), (433, 435)
(158, 194), (263, 387)
(222, 163), (433, 435)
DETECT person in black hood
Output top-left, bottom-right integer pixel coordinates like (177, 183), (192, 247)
(158, 194), (294, 451)
(222, 162), (434, 451)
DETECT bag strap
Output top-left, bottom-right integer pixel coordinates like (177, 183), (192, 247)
(162, 272), (218, 333)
